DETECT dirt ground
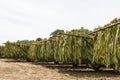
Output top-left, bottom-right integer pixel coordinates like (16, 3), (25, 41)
(0, 59), (120, 80)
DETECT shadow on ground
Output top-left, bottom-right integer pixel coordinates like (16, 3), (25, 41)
(5, 59), (120, 78)
(31, 62), (120, 78)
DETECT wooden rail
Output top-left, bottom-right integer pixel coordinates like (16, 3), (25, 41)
(57, 33), (92, 39)
(4, 22), (120, 47)
(88, 22), (120, 35)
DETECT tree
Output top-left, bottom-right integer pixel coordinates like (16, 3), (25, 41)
(36, 37), (42, 41)
(70, 27), (91, 35)
(50, 29), (64, 37)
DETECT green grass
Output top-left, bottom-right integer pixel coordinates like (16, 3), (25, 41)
(0, 68), (18, 74)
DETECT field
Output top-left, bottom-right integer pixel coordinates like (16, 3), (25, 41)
(0, 59), (120, 80)
(0, 20), (120, 80)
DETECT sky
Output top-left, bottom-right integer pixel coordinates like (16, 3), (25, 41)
(0, 0), (120, 44)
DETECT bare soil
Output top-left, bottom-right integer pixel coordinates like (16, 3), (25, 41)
(0, 59), (120, 80)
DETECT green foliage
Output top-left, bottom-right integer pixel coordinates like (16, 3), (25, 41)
(36, 37), (42, 41)
(1, 18), (120, 73)
(0, 46), (4, 57)
(50, 29), (64, 37)
(92, 18), (120, 72)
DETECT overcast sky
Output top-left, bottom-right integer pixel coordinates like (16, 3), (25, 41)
(0, 0), (120, 44)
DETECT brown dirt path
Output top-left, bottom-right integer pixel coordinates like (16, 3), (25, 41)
(0, 59), (75, 80)
(0, 59), (120, 80)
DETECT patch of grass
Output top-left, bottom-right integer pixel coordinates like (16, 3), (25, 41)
(0, 68), (18, 74)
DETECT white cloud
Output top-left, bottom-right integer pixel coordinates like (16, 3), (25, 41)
(0, 0), (120, 44)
